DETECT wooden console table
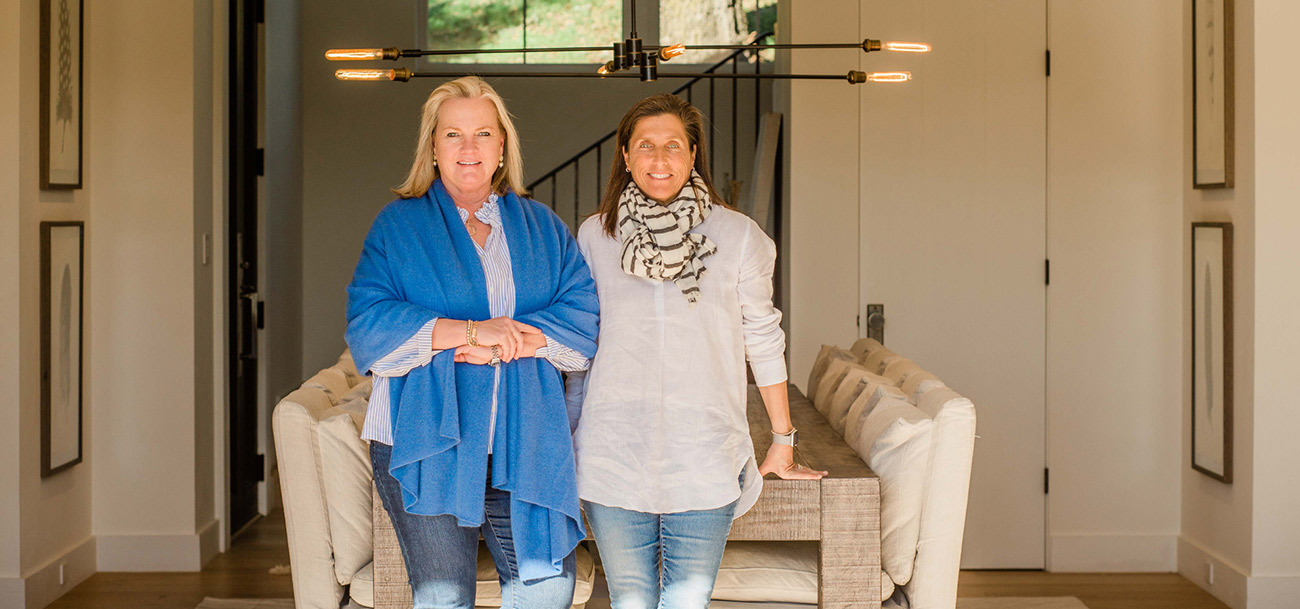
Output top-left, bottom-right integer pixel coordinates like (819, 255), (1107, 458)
(373, 385), (882, 608)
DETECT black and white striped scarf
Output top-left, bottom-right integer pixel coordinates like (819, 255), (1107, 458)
(616, 171), (718, 305)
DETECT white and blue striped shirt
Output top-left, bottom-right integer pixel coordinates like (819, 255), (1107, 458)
(361, 194), (591, 447)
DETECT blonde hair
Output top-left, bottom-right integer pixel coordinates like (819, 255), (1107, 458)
(393, 76), (528, 199)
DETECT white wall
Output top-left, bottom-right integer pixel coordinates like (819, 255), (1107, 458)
(0, 0), (24, 601)
(86, 0), (219, 573)
(1180, 0), (1255, 606)
(1045, 1), (1185, 572)
(780, 0), (861, 386)
(784, 0), (1188, 572)
(263, 0), (304, 515)
(8, 0), (98, 605)
(1247, 0), (1300, 605)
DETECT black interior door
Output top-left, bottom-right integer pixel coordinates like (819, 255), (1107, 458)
(228, 0), (263, 536)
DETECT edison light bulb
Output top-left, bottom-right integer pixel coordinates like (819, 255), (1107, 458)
(867, 71), (912, 82)
(659, 44), (686, 61)
(883, 41), (931, 53)
(335, 69), (394, 81)
(326, 48), (385, 61)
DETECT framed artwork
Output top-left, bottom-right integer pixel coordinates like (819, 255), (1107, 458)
(41, 222), (84, 477)
(1191, 222), (1232, 483)
(1192, 0), (1234, 189)
(40, 0), (83, 189)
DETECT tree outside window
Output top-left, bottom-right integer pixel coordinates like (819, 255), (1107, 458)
(426, 0), (776, 65)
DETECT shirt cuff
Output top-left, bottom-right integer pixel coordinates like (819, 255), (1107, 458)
(749, 356), (789, 387)
(537, 334), (591, 372)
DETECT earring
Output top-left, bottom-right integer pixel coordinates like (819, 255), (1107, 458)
(433, 158), (438, 167)
(499, 156), (504, 168)
(625, 167), (630, 173)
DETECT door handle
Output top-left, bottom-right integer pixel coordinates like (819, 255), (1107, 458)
(241, 290), (260, 330)
(866, 304), (885, 343)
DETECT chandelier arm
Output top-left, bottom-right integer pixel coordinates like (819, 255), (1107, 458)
(403, 71), (861, 81)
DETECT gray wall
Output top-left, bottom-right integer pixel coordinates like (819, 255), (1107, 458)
(297, 0), (768, 374)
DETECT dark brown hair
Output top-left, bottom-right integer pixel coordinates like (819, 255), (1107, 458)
(596, 94), (729, 237)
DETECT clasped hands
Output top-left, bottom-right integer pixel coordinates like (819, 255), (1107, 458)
(453, 317), (546, 365)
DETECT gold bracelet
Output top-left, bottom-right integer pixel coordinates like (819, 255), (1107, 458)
(466, 320), (479, 347)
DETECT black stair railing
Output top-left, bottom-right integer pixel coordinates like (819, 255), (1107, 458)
(528, 33), (775, 230)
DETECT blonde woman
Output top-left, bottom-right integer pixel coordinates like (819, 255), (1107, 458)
(346, 76), (599, 609)
(573, 94), (826, 609)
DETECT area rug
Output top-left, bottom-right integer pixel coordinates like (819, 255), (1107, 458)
(603, 597), (1089, 609)
(196, 599), (294, 609)
(197, 596), (1088, 609)
(957, 598), (1088, 609)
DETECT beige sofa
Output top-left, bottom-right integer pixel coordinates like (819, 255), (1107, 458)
(273, 350), (596, 609)
(273, 351), (376, 609)
(804, 338), (978, 609)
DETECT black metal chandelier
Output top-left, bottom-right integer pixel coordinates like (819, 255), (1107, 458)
(326, 1), (929, 85)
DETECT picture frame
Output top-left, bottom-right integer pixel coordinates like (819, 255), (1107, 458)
(40, 0), (84, 190)
(1191, 222), (1232, 483)
(1191, 0), (1234, 189)
(41, 221), (84, 477)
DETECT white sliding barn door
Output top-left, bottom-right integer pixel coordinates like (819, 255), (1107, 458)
(858, 1), (1048, 568)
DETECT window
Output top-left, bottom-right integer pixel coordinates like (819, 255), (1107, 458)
(426, 0), (622, 64)
(660, 0), (776, 63)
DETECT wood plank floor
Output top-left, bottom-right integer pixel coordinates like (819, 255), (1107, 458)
(46, 512), (294, 609)
(46, 511), (1229, 609)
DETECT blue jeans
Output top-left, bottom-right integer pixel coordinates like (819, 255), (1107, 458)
(583, 493), (739, 609)
(371, 442), (577, 609)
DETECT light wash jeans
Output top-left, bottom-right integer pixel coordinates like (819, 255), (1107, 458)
(371, 442), (577, 609)
(583, 471), (742, 609)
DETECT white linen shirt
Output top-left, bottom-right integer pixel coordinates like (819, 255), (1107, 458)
(572, 206), (787, 517)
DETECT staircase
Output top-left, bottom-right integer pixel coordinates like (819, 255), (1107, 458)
(528, 33), (779, 232)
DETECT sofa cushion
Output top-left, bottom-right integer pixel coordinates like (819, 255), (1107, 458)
(850, 337), (884, 360)
(349, 561), (374, 608)
(844, 383), (908, 449)
(473, 543), (596, 607)
(711, 541), (894, 604)
(336, 349), (363, 387)
(317, 396), (372, 586)
(827, 370), (891, 434)
(882, 358), (922, 384)
(908, 378), (948, 406)
(304, 367), (351, 405)
(863, 348), (902, 375)
(851, 396), (933, 587)
(713, 541), (817, 604)
(340, 377), (373, 404)
(903, 387), (977, 609)
(272, 387), (345, 609)
(812, 358), (865, 416)
(807, 345), (857, 404)
(900, 371), (940, 398)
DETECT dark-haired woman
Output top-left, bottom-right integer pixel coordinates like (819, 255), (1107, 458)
(571, 94), (827, 609)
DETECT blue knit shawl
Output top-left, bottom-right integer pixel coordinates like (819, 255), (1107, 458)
(345, 180), (599, 582)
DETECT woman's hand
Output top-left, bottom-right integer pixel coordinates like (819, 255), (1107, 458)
(475, 317), (541, 362)
(453, 345), (495, 365)
(758, 444), (828, 480)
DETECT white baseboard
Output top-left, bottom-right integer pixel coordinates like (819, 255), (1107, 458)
(97, 530), (211, 572)
(1048, 533), (1177, 572)
(4, 535), (98, 609)
(198, 518), (220, 569)
(1178, 536), (1248, 609)
(1247, 574), (1300, 609)
(0, 577), (25, 609)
